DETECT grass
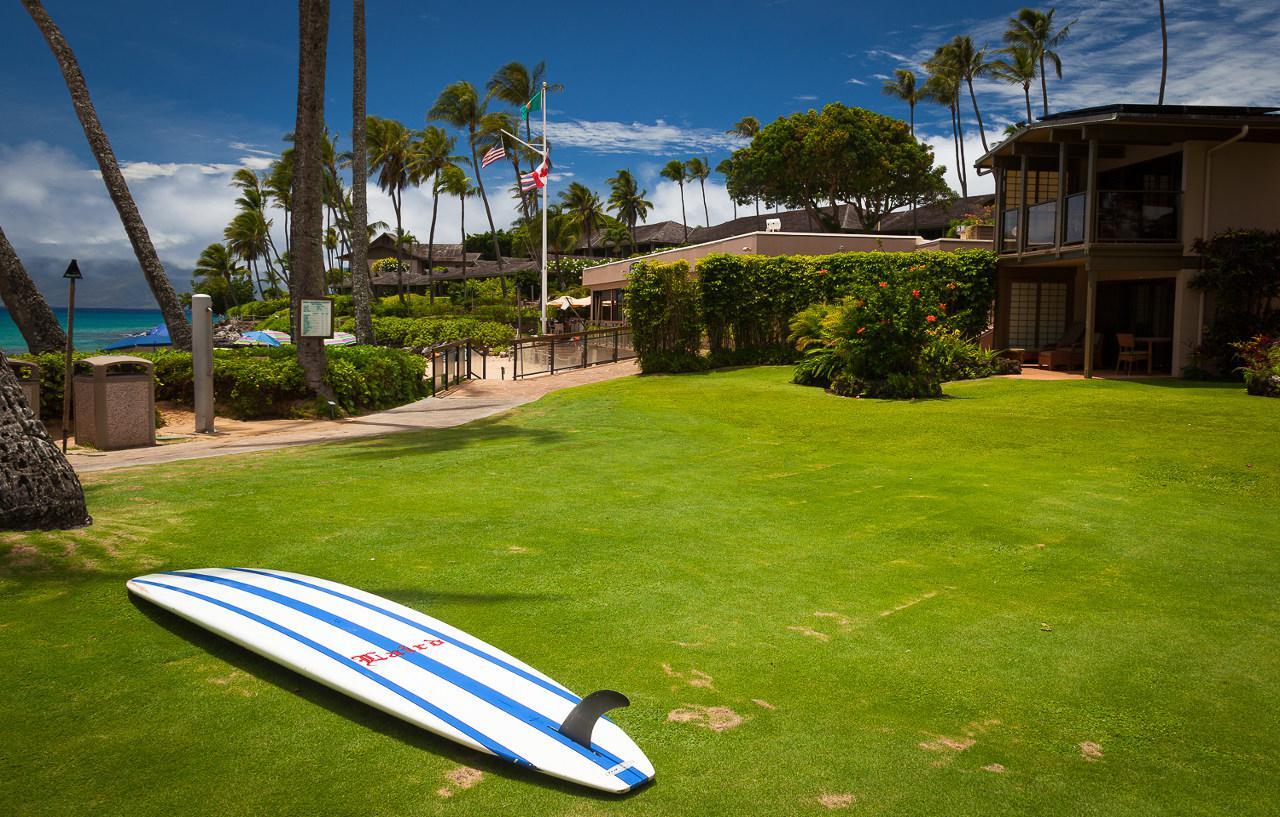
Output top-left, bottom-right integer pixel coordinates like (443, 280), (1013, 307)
(2, 368), (1277, 816)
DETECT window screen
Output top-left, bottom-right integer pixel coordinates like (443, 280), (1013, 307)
(1008, 281), (1068, 348)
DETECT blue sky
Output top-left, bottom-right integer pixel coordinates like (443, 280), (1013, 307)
(2, 0), (1279, 305)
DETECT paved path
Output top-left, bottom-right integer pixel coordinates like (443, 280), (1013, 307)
(71, 361), (638, 474)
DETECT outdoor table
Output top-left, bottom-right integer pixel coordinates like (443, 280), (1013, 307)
(1134, 336), (1172, 374)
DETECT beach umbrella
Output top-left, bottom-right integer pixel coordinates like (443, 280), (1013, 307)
(234, 330), (288, 347)
(323, 331), (357, 346)
(103, 325), (170, 350)
(260, 330), (292, 344)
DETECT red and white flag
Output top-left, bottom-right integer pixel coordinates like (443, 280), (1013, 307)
(521, 156), (550, 191)
(480, 144), (506, 168)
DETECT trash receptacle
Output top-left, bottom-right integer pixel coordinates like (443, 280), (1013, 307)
(8, 359), (40, 414)
(72, 355), (155, 450)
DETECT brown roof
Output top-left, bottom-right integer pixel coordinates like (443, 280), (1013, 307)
(573, 220), (688, 252)
(878, 194), (995, 234)
(689, 206), (865, 243)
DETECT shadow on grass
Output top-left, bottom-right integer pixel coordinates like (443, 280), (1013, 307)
(127, 591), (649, 801)
(323, 415), (569, 463)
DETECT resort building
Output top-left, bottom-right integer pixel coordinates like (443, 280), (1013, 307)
(977, 104), (1280, 375)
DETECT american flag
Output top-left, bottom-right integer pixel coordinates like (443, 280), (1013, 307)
(521, 156), (551, 191)
(480, 144), (506, 168)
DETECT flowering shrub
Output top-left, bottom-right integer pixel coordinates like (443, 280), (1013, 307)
(1232, 335), (1280, 397)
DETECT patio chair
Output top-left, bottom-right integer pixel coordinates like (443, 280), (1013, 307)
(1037, 323), (1086, 370)
(1116, 332), (1150, 375)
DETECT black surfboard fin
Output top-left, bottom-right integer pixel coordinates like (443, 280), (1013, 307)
(559, 689), (630, 748)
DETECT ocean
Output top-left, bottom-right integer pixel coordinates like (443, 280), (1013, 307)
(0, 307), (166, 353)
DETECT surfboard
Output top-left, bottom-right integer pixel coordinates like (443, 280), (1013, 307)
(126, 568), (654, 793)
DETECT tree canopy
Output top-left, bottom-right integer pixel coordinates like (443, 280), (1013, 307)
(726, 103), (951, 232)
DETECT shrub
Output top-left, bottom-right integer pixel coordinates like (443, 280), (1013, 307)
(1190, 229), (1280, 373)
(370, 316), (514, 350)
(1232, 335), (1280, 397)
(624, 260), (704, 372)
(227, 297), (290, 319)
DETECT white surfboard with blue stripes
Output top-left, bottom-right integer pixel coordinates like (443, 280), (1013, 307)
(127, 568), (654, 793)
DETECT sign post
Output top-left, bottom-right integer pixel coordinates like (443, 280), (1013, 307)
(60, 259), (81, 453)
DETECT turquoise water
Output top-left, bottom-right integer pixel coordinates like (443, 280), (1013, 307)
(0, 307), (165, 353)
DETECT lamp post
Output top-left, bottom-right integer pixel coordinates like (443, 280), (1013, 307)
(60, 259), (82, 453)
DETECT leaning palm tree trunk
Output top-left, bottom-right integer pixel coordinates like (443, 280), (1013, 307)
(427, 186), (440, 304)
(22, 0), (191, 351)
(291, 0), (334, 400)
(966, 78), (990, 156)
(955, 99), (968, 197)
(0, 225), (66, 354)
(349, 0), (374, 343)
(0, 350), (89, 531)
(1158, 0), (1168, 105)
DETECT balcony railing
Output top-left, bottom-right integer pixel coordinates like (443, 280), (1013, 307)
(1000, 189), (1180, 253)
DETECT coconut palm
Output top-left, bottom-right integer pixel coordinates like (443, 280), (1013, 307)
(606, 170), (653, 254)
(412, 126), (463, 301)
(545, 209), (581, 291)
(21, 0), (190, 350)
(224, 209), (275, 297)
(1158, 0), (1168, 105)
(365, 116), (415, 302)
(435, 165), (475, 308)
(713, 159), (738, 220)
(660, 160), (690, 241)
(924, 44), (968, 197)
(990, 45), (1039, 125)
(263, 150), (294, 256)
(601, 222), (632, 259)
(559, 183), (607, 259)
(486, 61), (563, 173)
(193, 242), (246, 310)
(881, 69), (921, 137)
(0, 225), (66, 354)
(728, 117), (762, 215)
(1004, 7), (1072, 117)
(429, 81), (504, 270)
(949, 35), (993, 155)
(685, 157), (711, 228)
(349, 6), (372, 342)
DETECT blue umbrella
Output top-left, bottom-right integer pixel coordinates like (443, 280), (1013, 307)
(103, 325), (170, 350)
(234, 330), (284, 347)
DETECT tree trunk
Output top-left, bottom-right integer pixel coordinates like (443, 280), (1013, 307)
(0, 349), (89, 531)
(459, 194), (468, 311)
(468, 134), (504, 270)
(678, 182), (688, 241)
(955, 100), (968, 198)
(291, 0), (333, 400)
(427, 186), (439, 304)
(393, 193), (405, 304)
(700, 178), (710, 227)
(1158, 0), (1168, 105)
(22, 0), (191, 351)
(350, 0), (373, 343)
(1024, 84), (1033, 125)
(0, 225), (66, 353)
(1039, 54), (1049, 117)
(966, 77), (989, 156)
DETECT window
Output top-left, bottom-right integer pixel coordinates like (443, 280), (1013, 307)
(1008, 281), (1068, 348)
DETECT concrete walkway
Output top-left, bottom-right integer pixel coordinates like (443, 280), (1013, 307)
(70, 361), (638, 473)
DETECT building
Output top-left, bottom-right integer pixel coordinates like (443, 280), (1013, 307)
(977, 104), (1280, 375)
(335, 232), (536, 296)
(582, 231), (991, 323)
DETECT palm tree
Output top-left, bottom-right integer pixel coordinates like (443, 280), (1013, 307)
(924, 44), (968, 197)
(0, 225), (66, 353)
(264, 150), (294, 257)
(607, 169), (653, 253)
(881, 69), (920, 137)
(224, 209), (274, 297)
(660, 160), (690, 241)
(1158, 0), (1168, 105)
(685, 157), (711, 227)
(714, 159), (738, 220)
(602, 222), (632, 259)
(0, 348), (88, 530)
(729, 117), (763, 216)
(429, 81), (504, 271)
(350, 3), (373, 342)
(990, 45), (1039, 125)
(193, 242), (246, 310)
(291, 0), (333, 399)
(950, 35), (992, 156)
(414, 125), (462, 301)
(559, 182), (607, 259)
(1004, 7), (1072, 117)
(21, 0), (190, 350)
(365, 116), (413, 302)
(545, 209), (581, 291)
(436, 165), (475, 308)
(486, 61), (563, 173)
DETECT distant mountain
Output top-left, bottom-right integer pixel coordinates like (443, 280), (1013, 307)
(19, 255), (190, 309)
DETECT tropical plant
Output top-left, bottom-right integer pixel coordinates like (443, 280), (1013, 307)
(660, 160), (690, 241)
(881, 69), (921, 136)
(924, 43), (968, 197)
(989, 45), (1039, 125)
(486, 61), (562, 173)
(715, 159), (738, 220)
(192, 242), (250, 312)
(1004, 7), (1072, 117)
(949, 35), (993, 156)
(414, 125), (462, 302)
(559, 182), (608, 259)
(436, 164), (475, 306)
(607, 169), (653, 252)
(21, 0), (191, 350)
(729, 117), (762, 216)
(545, 208), (582, 291)
(365, 116), (416, 302)
(685, 157), (711, 228)
(602, 221), (632, 258)
(429, 81), (504, 271)
(0, 224), (65, 353)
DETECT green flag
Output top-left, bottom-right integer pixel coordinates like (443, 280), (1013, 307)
(520, 89), (543, 121)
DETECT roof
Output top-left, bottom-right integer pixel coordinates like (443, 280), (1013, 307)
(572, 220), (687, 252)
(689, 206), (865, 243)
(878, 194), (994, 233)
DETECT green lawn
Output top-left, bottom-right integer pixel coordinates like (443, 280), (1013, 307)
(2, 368), (1277, 816)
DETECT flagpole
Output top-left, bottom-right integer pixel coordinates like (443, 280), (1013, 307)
(540, 80), (548, 336)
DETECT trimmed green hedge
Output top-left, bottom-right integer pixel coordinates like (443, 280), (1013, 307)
(16, 346), (427, 421)
(360, 316), (515, 350)
(623, 260), (706, 373)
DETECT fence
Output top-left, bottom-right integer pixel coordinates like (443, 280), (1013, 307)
(427, 340), (488, 396)
(512, 325), (635, 379)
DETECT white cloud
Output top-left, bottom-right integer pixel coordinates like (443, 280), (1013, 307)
(645, 178), (756, 231)
(548, 119), (747, 155)
(919, 132), (996, 198)
(794, 95), (819, 101)
(847, 78), (867, 86)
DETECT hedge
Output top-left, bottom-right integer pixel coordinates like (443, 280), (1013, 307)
(334, 316), (515, 351)
(623, 260), (705, 372)
(15, 346), (427, 421)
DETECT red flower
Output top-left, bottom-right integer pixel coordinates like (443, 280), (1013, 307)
(939, 302), (947, 311)
(817, 268), (829, 276)
(926, 315), (937, 323)
(856, 326), (865, 334)
(911, 289), (920, 298)
(878, 281), (888, 287)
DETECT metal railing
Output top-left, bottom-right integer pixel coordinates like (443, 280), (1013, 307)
(427, 340), (487, 396)
(512, 325), (635, 379)
(1026, 200), (1058, 247)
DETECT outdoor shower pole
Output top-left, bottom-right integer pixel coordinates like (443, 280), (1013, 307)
(60, 259), (81, 453)
(540, 80), (549, 336)
(192, 293), (214, 433)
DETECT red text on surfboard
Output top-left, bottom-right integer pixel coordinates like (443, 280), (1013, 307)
(352, 640), (446, 666)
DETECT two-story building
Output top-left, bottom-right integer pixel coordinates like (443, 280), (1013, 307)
(976, 104), (1280, 375)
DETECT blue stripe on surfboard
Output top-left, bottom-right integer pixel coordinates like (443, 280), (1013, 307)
(132, 578), (530, 769)
(166, 570), (649, 787)
(227, 568), (580, 706)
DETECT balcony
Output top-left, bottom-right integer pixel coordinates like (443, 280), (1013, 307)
(1064, 192), (1086, 244)
(999, 190), (1180, 254)
(1026, 201), (1057, 247)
